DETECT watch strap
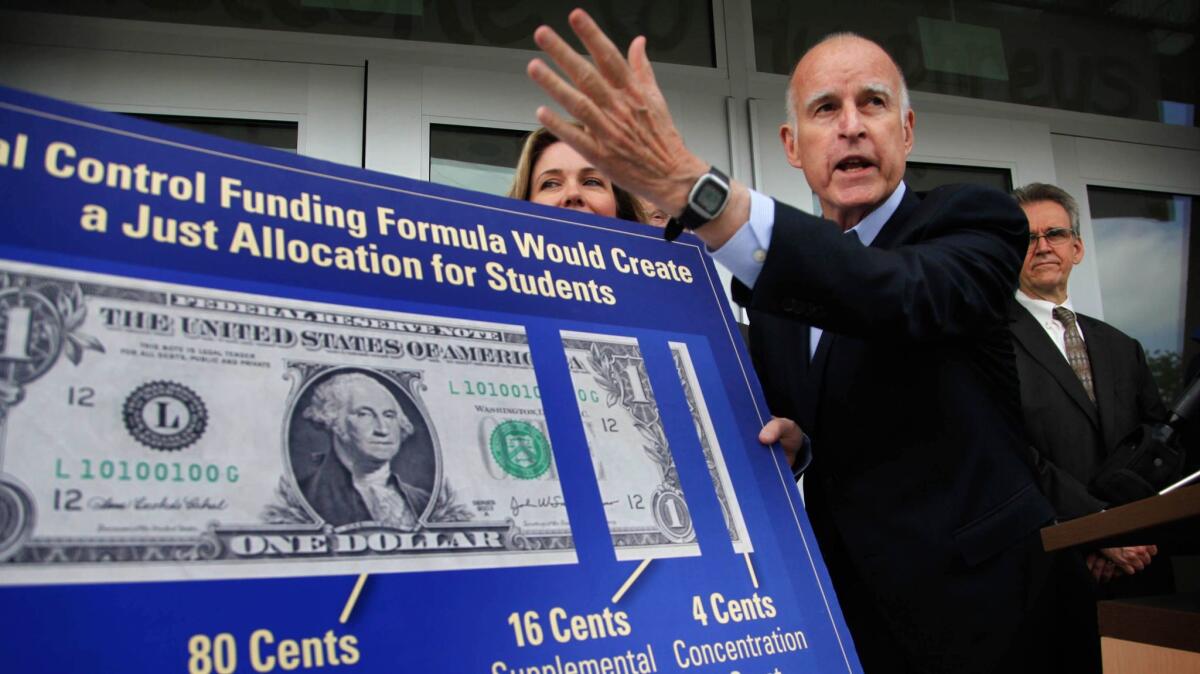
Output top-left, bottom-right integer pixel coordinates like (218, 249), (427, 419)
(662, 217), (684, 242)
(675, 166), (730, 233)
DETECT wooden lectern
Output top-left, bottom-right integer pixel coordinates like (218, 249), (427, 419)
(1041, 484), (1200, 673)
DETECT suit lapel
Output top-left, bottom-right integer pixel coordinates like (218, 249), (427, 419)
(1008, 300), (1100, 430)
(1079, 314), (1118, 446)
(866, 186), (921, 250)
(805, 188), (920, 423)
(788, 322), (816, 434)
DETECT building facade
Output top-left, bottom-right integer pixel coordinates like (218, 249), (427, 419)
(1, 0), (1196, 396)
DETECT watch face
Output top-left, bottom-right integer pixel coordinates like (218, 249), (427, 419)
(694, 179), (727, 215)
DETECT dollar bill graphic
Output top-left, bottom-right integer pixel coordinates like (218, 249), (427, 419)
(0, 260), (575, 584)
(669, 341), (752, 554)
(561, 331), (700, 560)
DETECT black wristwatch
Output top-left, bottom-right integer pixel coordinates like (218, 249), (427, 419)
(664, 167), (731, 241)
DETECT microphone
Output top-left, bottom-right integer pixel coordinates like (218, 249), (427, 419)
(1089, 375), (1198, 505)
(1167, 371), (1200, 428)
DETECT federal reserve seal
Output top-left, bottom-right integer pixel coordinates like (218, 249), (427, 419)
(123, 381), (208, 451)
(489, 420), (551, 479)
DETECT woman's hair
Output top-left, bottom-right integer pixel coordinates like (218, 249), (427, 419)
(507, 125), (645, 223)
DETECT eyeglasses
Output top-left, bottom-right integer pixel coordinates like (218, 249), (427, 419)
(1028, 227), (1076, 248)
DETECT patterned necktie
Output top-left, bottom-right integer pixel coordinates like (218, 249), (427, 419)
(1052, 306), (1095, 403)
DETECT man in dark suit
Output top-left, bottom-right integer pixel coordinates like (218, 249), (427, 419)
(1009, 182), (1167, 590)
(527, 12), (1063, 672)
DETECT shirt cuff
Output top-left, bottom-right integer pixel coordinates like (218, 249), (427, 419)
(791, 433), (813, 480)
(708, 188), (775, 288)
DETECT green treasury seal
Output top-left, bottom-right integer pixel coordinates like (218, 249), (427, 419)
(489, 420), (551, 479)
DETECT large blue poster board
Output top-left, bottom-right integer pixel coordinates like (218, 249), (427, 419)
(0, 86), (859, 673)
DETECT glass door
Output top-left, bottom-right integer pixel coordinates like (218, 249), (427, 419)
(1053, 134), (1200, 399)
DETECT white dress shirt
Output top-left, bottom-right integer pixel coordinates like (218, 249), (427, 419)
(710, 182), (908, 357)
(1014, 291), (1085, 361)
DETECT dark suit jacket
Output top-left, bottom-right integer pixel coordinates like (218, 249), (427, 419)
(300, 452), (431, 528)
(1009, 298), (1167, 519)
(738, 184), (1055, 672)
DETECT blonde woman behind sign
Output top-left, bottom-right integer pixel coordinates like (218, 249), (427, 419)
(508, 125), (645, 224)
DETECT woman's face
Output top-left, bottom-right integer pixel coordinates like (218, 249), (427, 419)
(528, 141), (617, 218)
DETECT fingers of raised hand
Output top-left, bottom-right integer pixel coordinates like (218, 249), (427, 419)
(527, 54), (589, 113)
(528, 11), (694, 199)
(537, 14), (669, 138)
(568, 9), (632, 90)
(627, 37), (660, 92)
(533, 25), (616, 110)
(533, 106), (600, 160)
(528, 35), (643, 163)
(527, 59), (615, 140)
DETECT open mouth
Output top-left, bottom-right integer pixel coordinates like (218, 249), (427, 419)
(835, 156), (876, 174)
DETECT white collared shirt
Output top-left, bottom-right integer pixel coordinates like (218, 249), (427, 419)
(1014, 291), (1084, 361)
(710, 183), (908, 357)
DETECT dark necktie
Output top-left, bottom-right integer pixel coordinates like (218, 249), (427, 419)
(1052, 306), (1095, 403)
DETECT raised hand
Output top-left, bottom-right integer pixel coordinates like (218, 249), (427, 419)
(526, 9), (748, 246)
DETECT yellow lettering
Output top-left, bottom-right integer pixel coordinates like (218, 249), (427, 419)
(339, 634), (359, 665)
(249, 629), (275, 672)
(277, 638), (300, 671)
(44, 141), (76, 178)
(548, 607), (570, 643)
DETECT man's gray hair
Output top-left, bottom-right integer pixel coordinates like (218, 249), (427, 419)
(1012, 183), (1081, 234)
(784, 32), (911, 129)
(303, 372), (414, 439)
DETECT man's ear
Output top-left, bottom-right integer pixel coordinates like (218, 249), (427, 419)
(902, 109), (916, 156)
(1072, 231), (1085, 265)
(780, 123), (803, 169)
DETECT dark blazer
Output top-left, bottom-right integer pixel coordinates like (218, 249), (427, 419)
(1009, 298), (1167, 519)
(738, 184), (1055, 672)
(300, 452), (431, 528)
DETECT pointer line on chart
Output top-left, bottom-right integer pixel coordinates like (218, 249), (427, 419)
(340, 573), (369, 624)
(743, 552), (759, 589)
(611, 559), (652, 604)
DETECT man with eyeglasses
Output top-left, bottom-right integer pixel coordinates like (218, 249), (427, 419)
(1009, 183), (1170, 605)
